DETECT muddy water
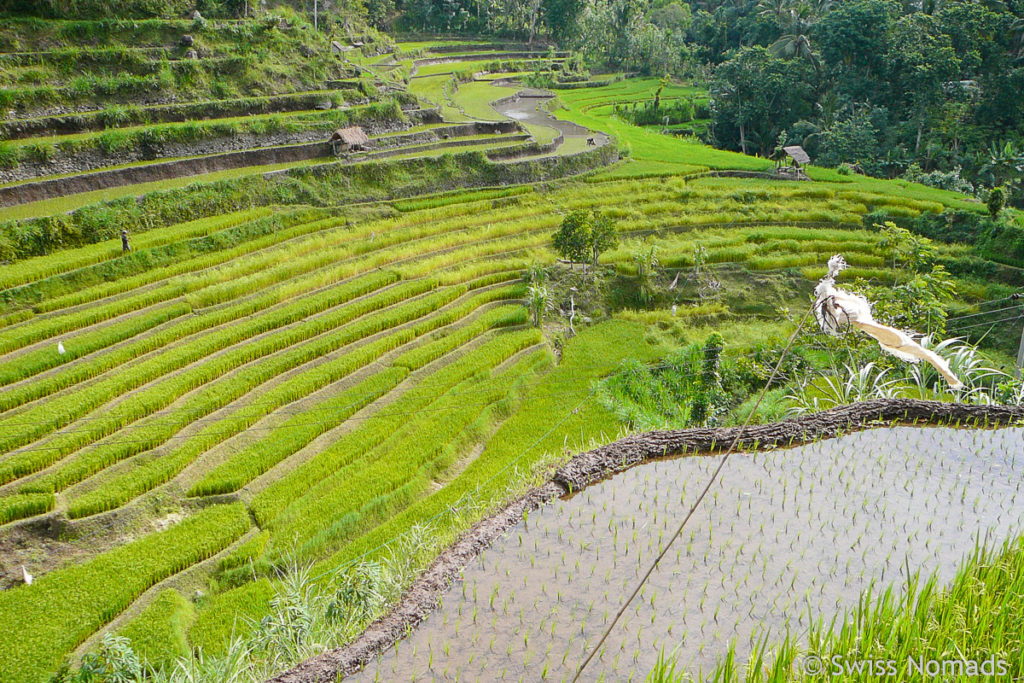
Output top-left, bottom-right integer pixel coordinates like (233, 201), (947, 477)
(353, 427), (1024, 682)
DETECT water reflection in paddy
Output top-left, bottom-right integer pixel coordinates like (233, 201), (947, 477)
(353, 426), (1024, 682)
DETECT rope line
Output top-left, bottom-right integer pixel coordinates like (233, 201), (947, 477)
(571, 303), (815, 681)
(945, 303), (1024, 322)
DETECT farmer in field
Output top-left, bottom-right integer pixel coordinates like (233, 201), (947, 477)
(121, 229), (131, 254)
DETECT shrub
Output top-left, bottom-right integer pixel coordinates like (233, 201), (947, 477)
(987, 186), (1006, 218)
(0, 141), (18, 168)
(97, 128), (132, 155)
(24, 140), (56, 163)
(977, 218), (1024, 266)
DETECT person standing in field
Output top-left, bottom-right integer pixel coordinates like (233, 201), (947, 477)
(121, 229), (131, 254)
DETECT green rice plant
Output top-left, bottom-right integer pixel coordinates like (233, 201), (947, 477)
(265, 350), (547, 564)
(19, 210), (330, 314)
(185, 368), (409, 499)
(184, 296), (527, 497)
(188, 578), (277, 657)
(699, 534), (1024, 682)
(16, 279), (449, 494)
(0, 269), (346, 414)
(250, 328), (543, 530)
(0, 141), (18, 168)
(393, 186), (533, 212)
(115, 589), (196, 667)
(394, 302), (527, 371)
(11, 212), (347, 326)
(0, 272), (398, 465)
(0, 492), (55, 524)
(318, 320), (664, 576)
(187, 301), (524, 505)
(0, 302), (190, 389)
(0, 503), (249, 683)
(219, 532), (271, 572)
(62, 285), (522, 516)
(0, 207), (278, 294)
(0, 212), (531, 413)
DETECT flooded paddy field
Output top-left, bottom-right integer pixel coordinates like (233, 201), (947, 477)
(353, 426), (1024, 682)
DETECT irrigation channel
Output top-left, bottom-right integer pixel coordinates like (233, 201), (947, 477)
(350, 425), (1024, 681)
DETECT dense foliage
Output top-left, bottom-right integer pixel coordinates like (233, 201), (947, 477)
(702, 0), (1024, 204)
(378, 0), (1024, 204)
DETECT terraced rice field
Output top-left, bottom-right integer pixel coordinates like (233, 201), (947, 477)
(1, 33), (1017, 681)
(354, 426), (1024, 681)
(0, 160), (995, 680)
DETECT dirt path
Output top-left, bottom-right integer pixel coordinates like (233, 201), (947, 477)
(489, 89), (598, 140)
(491, 87), (606, 147)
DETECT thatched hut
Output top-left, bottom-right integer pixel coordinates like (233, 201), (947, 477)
(782, 145), (810, 167)
(330, 126), (369, 154)
(775, 145), (811, 179)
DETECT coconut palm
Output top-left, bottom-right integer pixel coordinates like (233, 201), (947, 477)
(769, 32), (819, 71)
(757, 0), (795, 27)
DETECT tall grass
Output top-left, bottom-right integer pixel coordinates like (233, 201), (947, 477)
(672, 534), (1024, 682)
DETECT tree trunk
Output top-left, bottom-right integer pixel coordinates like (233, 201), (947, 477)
(739, 123), (747, 155)
(527, 0), (540, 45)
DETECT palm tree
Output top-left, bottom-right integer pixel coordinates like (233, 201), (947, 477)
(526, 284), (550, 327)
(757, 0), (794, 27)
(979, 141), (1024, 190)
(633, 243), (660, 304)
(1011, 16), (1024, 61)
(769, 32), (819, 71)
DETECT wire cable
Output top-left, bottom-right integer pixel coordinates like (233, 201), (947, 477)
(945, 303), (1024, 322)
(948, 313), (1024, 332)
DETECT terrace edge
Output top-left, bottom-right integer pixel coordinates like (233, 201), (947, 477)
(268, 398), (1024, 682)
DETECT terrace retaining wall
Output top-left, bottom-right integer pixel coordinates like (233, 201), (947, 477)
(270, 398), (1024, 683)
(0, 109), (433, 185)
(0, 112), (453, 206)
(0, 142), (333, 206)
(0, 92), (372, 141)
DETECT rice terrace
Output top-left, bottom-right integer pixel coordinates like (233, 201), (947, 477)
(1, 0), (1023, 682)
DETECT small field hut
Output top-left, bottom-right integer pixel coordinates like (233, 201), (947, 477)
(330, 126), (369, 154)
(775, 145), (811, 179)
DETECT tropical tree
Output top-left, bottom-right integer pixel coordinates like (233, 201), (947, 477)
(710, 46), (816, 154)
(552, 209), (592, 269)
(589, 212), (618, 269)
(769, 32), (818, 71)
